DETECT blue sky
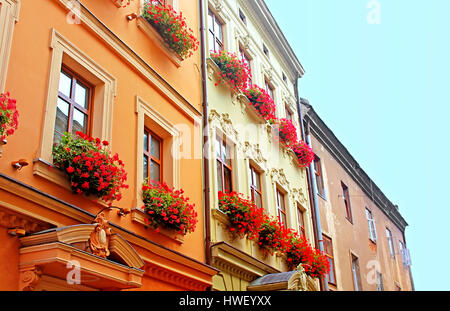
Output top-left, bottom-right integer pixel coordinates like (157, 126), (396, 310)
(265, 0), (450, 291)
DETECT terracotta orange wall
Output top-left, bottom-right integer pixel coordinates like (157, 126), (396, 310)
(0, 227), (20, 290)
(311, 135), (413, 291)
(0, 0), (205, 289)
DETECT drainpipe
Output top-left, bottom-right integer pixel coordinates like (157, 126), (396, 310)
(199, 0), (212, 268)
(295, 85), (328, 291)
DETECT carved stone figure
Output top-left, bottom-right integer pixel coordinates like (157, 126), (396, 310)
(89, 213), (112, 258)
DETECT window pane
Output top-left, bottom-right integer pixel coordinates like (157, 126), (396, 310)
(144, 131), (149, 152)
(216, 161), (223, 192)
(54, 98), (70, 144)
(255, 171), (261, 190)
(74, 82), (88, 108)
(328, 258), (336, 284)
(143, 155), (149, 180)
(72, 108), (88, 135)
(215, 19), (222, 41)
(151, 136), (161, 160)
(151, 160), (161, 183)
(208, 32), (215, 52)
(224, 167), (232, 193)
(255, 192), (263, 210)
(59, 72), (72, 97)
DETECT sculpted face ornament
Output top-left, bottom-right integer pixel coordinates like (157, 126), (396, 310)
(89, 213), (112, 258)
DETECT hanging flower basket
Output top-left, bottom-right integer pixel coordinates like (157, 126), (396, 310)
(210, 50), (252, 92)
(141, 0), (199, 60)
(52, 132), (128, 205)
(244, 85), (276, 122)
(142, 180), (198, 236)
(218, 191), (265, 240)
(0, 92), (18, 142)
(291, 140), (315, 168)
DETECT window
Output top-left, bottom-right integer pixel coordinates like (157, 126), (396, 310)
(285, 105), (293, 121)
(399, 241), (409, 267)
(238, 8), (246, 25)
(0, 0), (20, 92)
(351, 254), (362, 291)
(365, 208), (377, 242)
(276, 188), (287, 225)
(282, 72), (287, 84)
(376, 272), (384, 291)
(216, 135), (232, 193)
(143, 129), (163, 183)
(386, 228), (395, 258)
(208, 10), (224, 52)
(265, 80), (274, 102)
(239, 47), (252, 84)
(314, 156), (325, 197)
(263, 43), (269, 58)
(323, 235), (336, 286)
(249, 165), (263, 209)
(297, 205), (306, 238)
(341, 182), (353, 223)
(54, 68), (92, 145)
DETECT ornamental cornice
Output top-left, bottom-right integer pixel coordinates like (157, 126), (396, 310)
(208, 109), (239, 143)
(291, 187), (308, 206)
(211, 257), (258, 282)
(270, 168), (290, 191)
(145, 265), (209, 291)
(209, 0), (231, 22)
(0, 209), (51, 233)
(243, 141), (267, 170)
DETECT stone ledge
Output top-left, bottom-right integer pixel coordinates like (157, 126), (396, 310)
(136, 16), (183, 68)
(131, 208), (185, 244)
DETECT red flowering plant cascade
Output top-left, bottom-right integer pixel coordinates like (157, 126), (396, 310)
(244, 85), (276, 122)
(142, 180), (198, 236)
(257, 215), (296, 256)
(285, 234), (315, 270)
(291, 140), (315, 168)
(210, 50), (252, 92)
(52, 132), (128, 206)
(0, 92), (19, 141)
(273, 118), (298, 148)
(218, 191), (265, 240)
(306, 248), (331, 279)
(142, 0), (199, 59)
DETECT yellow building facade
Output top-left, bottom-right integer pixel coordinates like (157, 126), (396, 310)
(203, 0), (317, 291)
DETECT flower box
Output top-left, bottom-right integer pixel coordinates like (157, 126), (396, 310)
(217, 191), (264, 241)
(137, 16), (183, 68)
(210, 50), (251, 93)
(131, 208), (184, 244)
(141, 181), (198, 236)
(244, 85), (276, 122)
(52, 132), (128, 206)
(140, 1), (199, 62)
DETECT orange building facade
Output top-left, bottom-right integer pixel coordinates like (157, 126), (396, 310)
(0, 0), (217, 290)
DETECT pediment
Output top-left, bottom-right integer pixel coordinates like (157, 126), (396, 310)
(20, 223), (144, 269)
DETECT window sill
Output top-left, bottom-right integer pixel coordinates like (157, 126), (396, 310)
(131, 208), (185, 244)
(136, 16), (183, 68)
(32, 158), (109, 208)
